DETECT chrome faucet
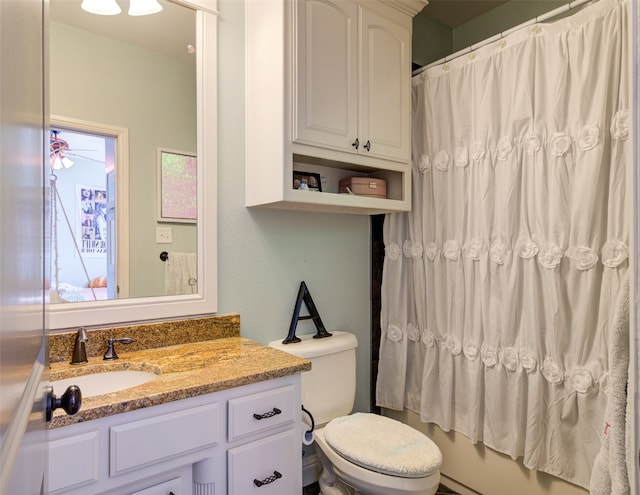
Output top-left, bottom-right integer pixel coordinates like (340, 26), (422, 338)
(103, 337), (134, 360)
(70, 327), (89, 365)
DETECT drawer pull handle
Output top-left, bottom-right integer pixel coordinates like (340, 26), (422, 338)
(253, 470), (282, 487)
(253, 407), (281, 420)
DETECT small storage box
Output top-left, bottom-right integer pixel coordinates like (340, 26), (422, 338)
(339, 177), (387, 198)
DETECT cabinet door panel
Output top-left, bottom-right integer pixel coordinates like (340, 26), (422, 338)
(110, 403), (219, 476)
(359, 6), (411, 162)
(294, 0), (358, 151)
(228, 430), (298, 494)
(48, 431), (100, 494)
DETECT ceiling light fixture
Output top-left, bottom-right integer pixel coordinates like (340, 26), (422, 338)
(51, 155), (75, 170)
(50, 131), (75, 170)
(81, 0), (163, 16)
(128, 0), (163, 16)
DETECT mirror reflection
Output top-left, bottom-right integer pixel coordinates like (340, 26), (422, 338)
(49, 0), (197, 303)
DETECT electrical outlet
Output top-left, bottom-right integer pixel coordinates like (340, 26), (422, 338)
(156, 227), (172, 244)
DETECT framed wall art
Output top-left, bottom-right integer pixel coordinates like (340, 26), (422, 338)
(157, 148), (197, 223)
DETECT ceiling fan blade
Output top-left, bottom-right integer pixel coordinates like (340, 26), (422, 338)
(66, 151), (105, 164)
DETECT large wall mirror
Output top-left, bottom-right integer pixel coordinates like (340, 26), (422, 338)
(48, 0), (218, 330)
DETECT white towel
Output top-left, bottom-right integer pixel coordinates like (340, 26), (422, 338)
(164, 252), (197, 295)
(589, 278), (630, 495)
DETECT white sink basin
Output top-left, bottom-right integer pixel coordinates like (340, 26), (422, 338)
(51, 370), (158, 398)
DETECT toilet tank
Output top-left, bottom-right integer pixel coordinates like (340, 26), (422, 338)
(269, 331), (358, 425)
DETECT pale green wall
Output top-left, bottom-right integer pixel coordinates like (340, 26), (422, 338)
(50, 22), (196, 298)
(453, 0), (569, 51)
(412, 14), (452, 67)
(412, 0), (570, 66)
(216, 0), (372, 414)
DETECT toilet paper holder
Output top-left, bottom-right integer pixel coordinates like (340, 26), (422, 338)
(302, 404), (315, 444)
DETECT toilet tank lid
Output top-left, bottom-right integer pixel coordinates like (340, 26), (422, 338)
(268, 331), (357, 358)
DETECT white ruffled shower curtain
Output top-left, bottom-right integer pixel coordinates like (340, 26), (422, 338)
(376, 0), (630, 488)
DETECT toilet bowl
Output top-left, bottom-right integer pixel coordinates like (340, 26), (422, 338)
(269, 331), (443, 495)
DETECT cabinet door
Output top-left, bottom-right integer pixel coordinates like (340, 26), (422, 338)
(294, 0), (358, 152)
(48, 431), (100, 494)
(358, 5), (411, 162)
(228, 430), (298, 494)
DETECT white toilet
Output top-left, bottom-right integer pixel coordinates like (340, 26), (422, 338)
(269, 331), (442, 495)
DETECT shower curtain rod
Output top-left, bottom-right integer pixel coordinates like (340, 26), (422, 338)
(413, 0), (593, 76)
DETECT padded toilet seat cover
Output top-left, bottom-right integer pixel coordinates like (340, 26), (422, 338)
(322, 413), (442, 478)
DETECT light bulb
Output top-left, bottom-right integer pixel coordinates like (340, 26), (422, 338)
(61, 156), (74, 169)
(52, 155), (63, 170)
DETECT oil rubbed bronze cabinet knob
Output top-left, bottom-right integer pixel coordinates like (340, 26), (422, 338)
(46, 385), (82, 422)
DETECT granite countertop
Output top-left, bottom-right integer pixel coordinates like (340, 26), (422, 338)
(49, 319), (310, 428)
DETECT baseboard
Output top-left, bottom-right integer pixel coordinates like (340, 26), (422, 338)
(440, 474), (482, 495)
(302, 451), (479, 494)
(302, 452), (319, 487)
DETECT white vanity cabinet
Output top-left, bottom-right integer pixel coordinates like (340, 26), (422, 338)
(246, 0), (426, 215)
(47, 375), (302, 495)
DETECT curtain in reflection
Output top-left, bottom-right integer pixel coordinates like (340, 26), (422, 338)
(377, 0), (630, 487)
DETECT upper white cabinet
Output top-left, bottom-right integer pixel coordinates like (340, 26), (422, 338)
(246, 0), (426, 215)
(295, 0), (410, 163)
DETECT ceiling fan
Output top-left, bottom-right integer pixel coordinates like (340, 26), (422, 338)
(50, 129), (104, 169)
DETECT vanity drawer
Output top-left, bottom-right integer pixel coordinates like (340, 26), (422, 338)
(110, 403), (219, 476)
(228, 429), (298, 494)
(228, 385), (295, 441)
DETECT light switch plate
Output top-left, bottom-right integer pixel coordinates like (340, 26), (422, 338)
(156, 227), (172, 244)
